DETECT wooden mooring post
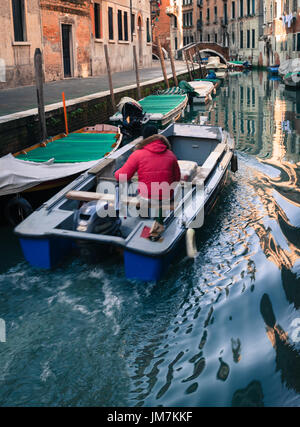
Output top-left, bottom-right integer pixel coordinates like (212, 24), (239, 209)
(133, 45), (141, 100)
(157, 37), (169, 89)
(168, 44), (178, 87)
(196, 46), (204, 78)
(185, 51), (193, 81)
(189, 51), (195, 79)
(34, 48), (47, 141)
(104, 44), (116, 111)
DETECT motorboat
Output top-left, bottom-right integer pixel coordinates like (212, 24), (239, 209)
(15, 123), (238, 281)
(110, 94), (188, 127)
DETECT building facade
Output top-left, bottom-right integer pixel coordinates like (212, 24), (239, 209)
(200, 0), (230, 47)
(261, 0), (300, 67)
(182, 0), (196, 45)
(40, 0), (92, 81)
(0, 0), (152, 88)
(0, 0), (43, 89)
(41, 0), (152, 81)
(91, 0), (152, 75)
(177, 0), (300, 66)
(150, 0), (183, 56)
(228, 0), (263, 63)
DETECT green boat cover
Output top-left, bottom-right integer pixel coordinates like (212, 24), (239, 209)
(156, 87), (186, 95)
(138, 94), (187, 114)
(284, 72), (300, 78)
(178, 81), (195, 94)
(229, 60), (244, 65)
(194, 78), (220, 84)
(16, 132), (117, 163)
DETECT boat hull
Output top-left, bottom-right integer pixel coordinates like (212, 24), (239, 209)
(123, 167), (230, 281)
(19, 236), (74, 269)
(283, 79), (300, 89)
(268, 66), (279, 75)
(123, 250), (172, 281)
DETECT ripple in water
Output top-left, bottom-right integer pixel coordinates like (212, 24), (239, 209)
(0, 71), (299, 406)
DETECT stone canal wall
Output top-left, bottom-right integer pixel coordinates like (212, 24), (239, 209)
(0, 70), (191, 157)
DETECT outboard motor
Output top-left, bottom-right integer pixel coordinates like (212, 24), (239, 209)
(74, 201), (122, 236)
(73, 200), (122, 261)
(120, 101), (148, 141)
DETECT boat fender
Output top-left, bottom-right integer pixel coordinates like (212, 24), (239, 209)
(231, 153), (238, 173)
(4, 196), (33, 226)
(186, 228), (198, 259)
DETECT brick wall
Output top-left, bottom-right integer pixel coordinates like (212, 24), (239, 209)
(40, 0), (91, 81)
(153, 0), (171, 51)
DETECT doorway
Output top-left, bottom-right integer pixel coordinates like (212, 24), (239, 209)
(61, 24), (73, 78)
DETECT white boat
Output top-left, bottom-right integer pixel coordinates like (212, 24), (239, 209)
(205, 56), (228, 79)
(283, 71), (300, 89)
(187, 80), (215, 104)
(278, 58), (300, 77)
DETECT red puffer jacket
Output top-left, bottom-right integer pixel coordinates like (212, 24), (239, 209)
(115, 134), (181, 200)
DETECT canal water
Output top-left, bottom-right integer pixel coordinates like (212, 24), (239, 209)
(0, 71), (299, 407)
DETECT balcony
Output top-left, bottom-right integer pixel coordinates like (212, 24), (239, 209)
(166, 5), (178, 16)
(197, 0), (203, 7)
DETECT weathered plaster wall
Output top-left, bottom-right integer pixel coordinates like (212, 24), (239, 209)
(0, 0), (42, 89)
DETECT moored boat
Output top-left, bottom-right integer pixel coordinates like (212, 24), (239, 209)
(205, 56), (228, 79)
(228, 61), (244, 71)
(0, 124), (123, 225)
(110, 94), (188, 127)
(267, 64), (280, 75)
(278, 58), (300, 77)
(283, 71), (300, 89)
(186, 80), (215, 104)
(194, 77), (222, 91)
(15, 123), (238, 281)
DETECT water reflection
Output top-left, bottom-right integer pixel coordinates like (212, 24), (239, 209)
(127, 72), (300, 407)
(260, 293), (300, 394)
(0, 72), (300, 407)
(232, 380), (264, 407)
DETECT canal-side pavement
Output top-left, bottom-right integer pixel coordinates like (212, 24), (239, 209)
(0, 60), (189, 120)
(0, 60), (192, 156)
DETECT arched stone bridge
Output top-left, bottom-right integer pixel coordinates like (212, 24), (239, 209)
(183, 42), (229, 64)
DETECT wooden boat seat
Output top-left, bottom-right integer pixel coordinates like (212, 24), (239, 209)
(66, 190), (139, 206)
(65, 191), (174, 211)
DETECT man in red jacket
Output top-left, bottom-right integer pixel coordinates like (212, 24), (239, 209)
(115, 125), (181, 200)
(114, 125), (181, 239)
